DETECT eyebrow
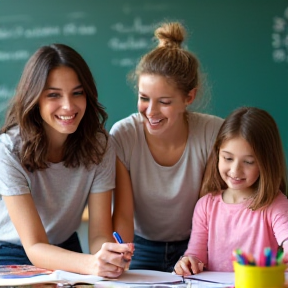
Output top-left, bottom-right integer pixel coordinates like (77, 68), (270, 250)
(138, 92), (172, 99)
(221, 150), (254, 157)
(44, 84), (83, 91)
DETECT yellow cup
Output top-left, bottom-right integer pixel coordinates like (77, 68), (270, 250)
(233, 261), (286, 288)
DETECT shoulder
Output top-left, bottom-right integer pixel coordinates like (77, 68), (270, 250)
(188, 112), (224, 131)
(109, 113), (143, 149)
(0, 126), (21, 154)
(187, 112), (223, 153)
(110, 113), (142, 135)
(268, 192), (288, 212)
(197, 192), (221, 209)
(109, 113), (143, 167)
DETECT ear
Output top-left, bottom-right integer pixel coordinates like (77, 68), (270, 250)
(185, 88), (197, 106)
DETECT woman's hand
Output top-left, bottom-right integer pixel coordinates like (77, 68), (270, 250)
(90, 242), (135, 278)
(174, 255), (204, 276)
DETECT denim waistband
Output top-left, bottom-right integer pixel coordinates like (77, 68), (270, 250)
(134, 234), (189, 246)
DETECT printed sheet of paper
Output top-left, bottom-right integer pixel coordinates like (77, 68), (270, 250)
(0, 266), (103, 286)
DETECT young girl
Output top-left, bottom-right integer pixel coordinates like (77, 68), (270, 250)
(0, 44), (134, 278)
(174, 106), (288, 275)
(110, 22), (223, 271)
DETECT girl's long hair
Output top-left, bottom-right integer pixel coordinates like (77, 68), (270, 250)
(200, 107), (287, 210)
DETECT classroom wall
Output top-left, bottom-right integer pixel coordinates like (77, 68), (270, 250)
(1, 0), (287, 164)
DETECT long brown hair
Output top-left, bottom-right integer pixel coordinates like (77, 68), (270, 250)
(200, 107), (287, 210)
(1, 44), (108, 172)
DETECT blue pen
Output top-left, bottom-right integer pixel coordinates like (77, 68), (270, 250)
(113, 231), (132, 266)
(113, 231), (124, 244)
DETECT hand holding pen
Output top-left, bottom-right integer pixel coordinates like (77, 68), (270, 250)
(113, 231), (135, 270)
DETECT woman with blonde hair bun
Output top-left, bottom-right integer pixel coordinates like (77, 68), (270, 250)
(111, 22), (223, 272)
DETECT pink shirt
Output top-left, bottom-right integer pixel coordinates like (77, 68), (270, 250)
(185, 192), (288, 271)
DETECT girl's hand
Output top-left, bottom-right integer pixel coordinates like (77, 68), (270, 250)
(174, 255), (204, 276)
(91, 242), (134, 278)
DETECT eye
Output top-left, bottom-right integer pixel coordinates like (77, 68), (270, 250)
(160, 100), (171, 105)
(47, 93), (60, 98)
(223, 156), (233, 161)
(244, 160), (254, 165)
(139, 96), (149, 102)
(73, 90), (85, 96)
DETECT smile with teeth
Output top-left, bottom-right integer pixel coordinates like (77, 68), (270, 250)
(229, 175), (244, 181)
(57, 114), (76, 120)
(148, 118), (164, 125)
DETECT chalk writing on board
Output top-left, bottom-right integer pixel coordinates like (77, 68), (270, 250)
(63, 23), (97, 36)
(0, 50), (29, 61)
(111, 58), (137, 67)
(111, 17), (155, 34)
(272, 6), (288, 63)
(108, 37), (149, 51)
(0, 23), (97, 62)
(109, 18), (154, 66)
(0, 23), (96, 40)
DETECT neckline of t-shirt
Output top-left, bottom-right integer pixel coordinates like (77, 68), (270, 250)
(219, 191), (252, 208)
(141, 117), (192, 169)
(47, 161), (65, 170)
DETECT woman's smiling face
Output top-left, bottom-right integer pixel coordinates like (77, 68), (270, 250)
(38, 65), (87, 142)
(137, 74), (192, 137)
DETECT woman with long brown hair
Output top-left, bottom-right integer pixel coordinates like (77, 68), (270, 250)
(0, 44), (133, 277)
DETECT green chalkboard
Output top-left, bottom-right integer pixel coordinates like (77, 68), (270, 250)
(0, 0), (288, 164)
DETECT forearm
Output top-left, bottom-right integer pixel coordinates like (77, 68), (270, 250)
(89, 235), (114, 255)
(27, 243), (95, 275)
(112, 157), (134, 243)
(113, 215), (134, 243)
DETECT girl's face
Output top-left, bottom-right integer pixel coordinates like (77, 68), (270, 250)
(137, 74), (194, 137)
(38, 66), (87, 142)
(218, 136), (260, 193)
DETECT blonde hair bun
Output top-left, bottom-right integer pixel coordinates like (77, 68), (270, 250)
(155, 22), (186, 48)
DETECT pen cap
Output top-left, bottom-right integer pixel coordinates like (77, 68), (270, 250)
(233, 261), (286, 288)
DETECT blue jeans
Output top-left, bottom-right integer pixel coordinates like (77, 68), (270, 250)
(0, 232), (82, 265)
(129, 234), (189, 272)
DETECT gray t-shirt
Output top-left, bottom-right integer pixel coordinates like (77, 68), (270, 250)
(110, 112), (223, 242)
(0, 126), (115, 245)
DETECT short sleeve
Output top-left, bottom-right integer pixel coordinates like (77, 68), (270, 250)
(202, 114), (224, 156)
(0, 136), (30, 198)
(90, 136), (116, 193)
(109, 114), (139, 170)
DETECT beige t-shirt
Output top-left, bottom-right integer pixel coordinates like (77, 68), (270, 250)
(110, 112), (223, 242)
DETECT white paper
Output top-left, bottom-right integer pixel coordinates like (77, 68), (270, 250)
(114, 270), (183, 284)
(185, 271), (235, 284)
(0, 269), (180, 286)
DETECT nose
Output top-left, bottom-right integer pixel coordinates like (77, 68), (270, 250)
(61, 95), (74, 111)
(146, 100), (158, 116)
(230, 161), (241, 176)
